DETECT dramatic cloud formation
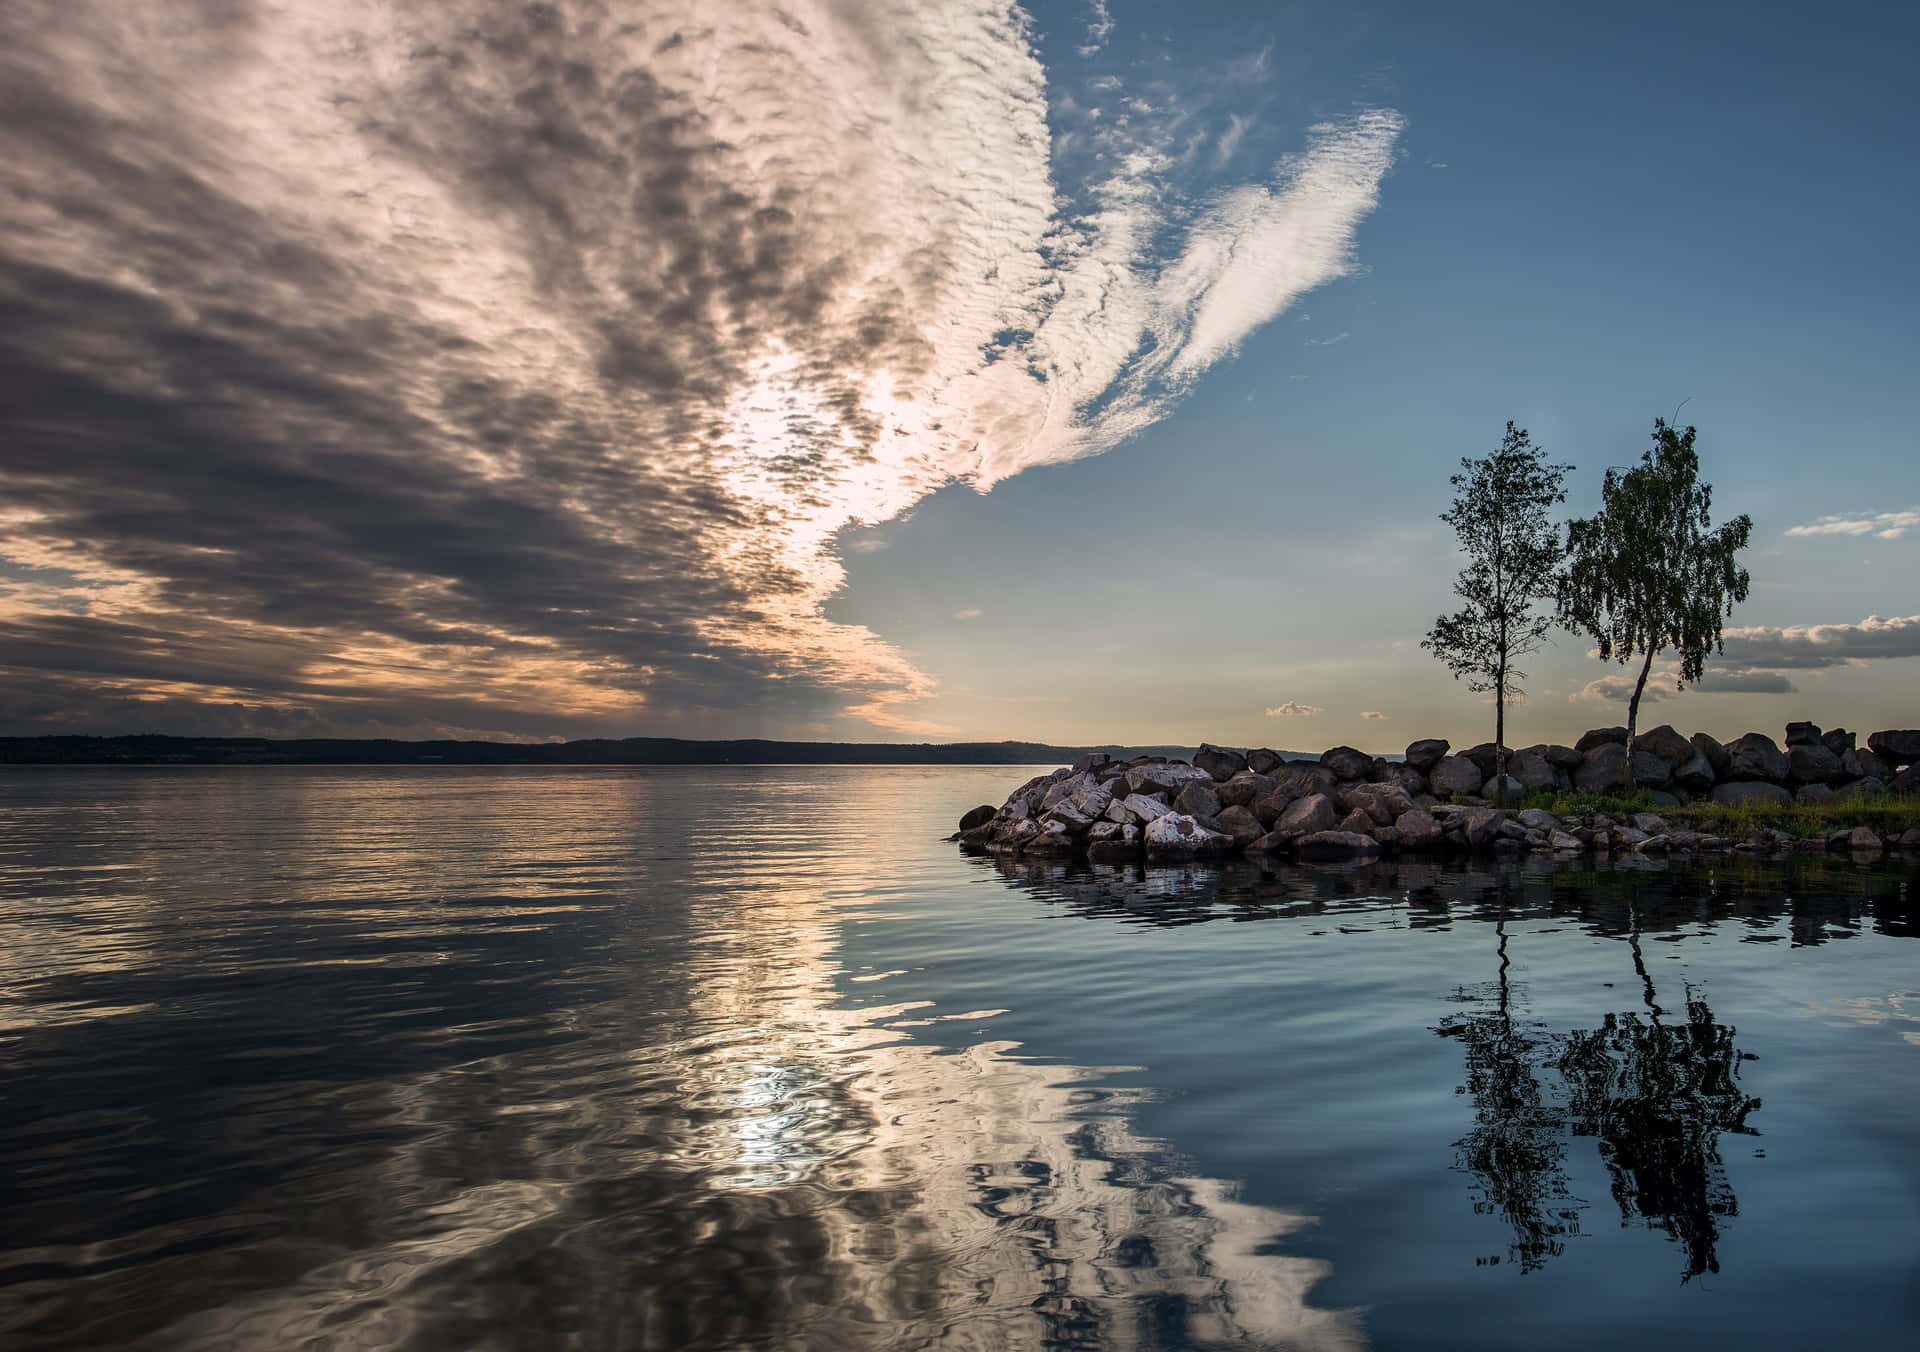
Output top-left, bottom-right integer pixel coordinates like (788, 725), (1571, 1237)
(1265, 702), (1324, 717)
(1785, 510), (1920, 540)
(1717, 615), (1920, 670)
(0, 0), (1401, 739)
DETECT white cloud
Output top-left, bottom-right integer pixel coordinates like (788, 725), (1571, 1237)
(1266, 701), (1324, 717)
(1304, 331), (1349, 347)
(1360, 710), (1387, 720)
(1720, 614), (1920, 670)
(1215, 113), (1251, 168)
(1079, 0), (1114, 56)
(953, 607), (983, 621)
(1786, 509), (1920, 540)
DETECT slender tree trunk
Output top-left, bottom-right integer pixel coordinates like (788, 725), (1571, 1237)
(1494, 658), (1507, 808)
(1623, 646), (1657, 791)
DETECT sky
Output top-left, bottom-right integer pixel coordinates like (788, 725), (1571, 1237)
(1, 0), (1915, 750)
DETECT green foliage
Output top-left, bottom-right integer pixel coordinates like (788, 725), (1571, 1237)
(1559, 419), (1752, 717)
(1518, 788), (1656, 817)
(1520, 787), (1920, 840)
(1423, 423), (1572, 805)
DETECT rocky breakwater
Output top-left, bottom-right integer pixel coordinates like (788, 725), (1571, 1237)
(952, 722), (1920, 863)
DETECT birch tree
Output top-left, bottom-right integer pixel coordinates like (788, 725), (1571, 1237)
(1558, 418), (1752, 787)
(1423, 423), (1571, 806)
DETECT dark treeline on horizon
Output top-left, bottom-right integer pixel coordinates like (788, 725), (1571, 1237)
(0, 734), (1222, 767)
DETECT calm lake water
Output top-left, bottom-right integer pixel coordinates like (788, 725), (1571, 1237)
(2, 765), (1916, 1350)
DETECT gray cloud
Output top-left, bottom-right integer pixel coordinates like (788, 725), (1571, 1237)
(1718, 615), (1920, 671)
(0, 1), (1400, 738)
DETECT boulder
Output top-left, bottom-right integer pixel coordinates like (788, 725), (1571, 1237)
(1549, 829), (1587, 852)
(1710, 781), (1793, 808)
(1630, 813), (1669, 834)
(1073, 751), (1113, 773)
(1482, 774), (1525, 805)
(1458, 807), (1503, 848)
(1378, 763), (1429, 796)
(1042, 801), (1096, 833)
(1725, 733), (1790, 783)
(1868, 730), (1920, 766)
(1395, 808), (1442, 849)
(1345, 783), (1417, 822)
(1509, 748), (1559, 794)
(1672, 748), (1717, 794)
(1270, 764), (1340, 800)
(1071, 786), (1114, 821)
(1540, 744), (1585, 771)
(1336, 807), (1376, 835)
(1460, 743), (1514, 780)
(1842, 748), (1892, 782)
(1834, 777), (1886, 800)
(1849, 826), (1884, 854)
(1127, 762), (1214, 796)
(1788, 743), (1844, 785)
(1635, 724), (1695, 765)
(1214, 804), (1266, 847)
(1688, 732), (1731, 781)
(1893, 764), (1920, 795)
(1576, 726), (1627, 753)
(1430, 756), (1484, 798)
(1245, 748), (1285, 775)
(1320, 746), (1374, 781)
(1574, 744), (1637, 793)
(1212, 772), (1277, 809)
(1042, 771), (1097, 810)
(1247, 830), (1293, 855)
(1273, 793), (1338, 838)
(1144, 813), (1233, 857)
(1087, 839), (1140, 863)
(1194, 743), (1248, 782)
(1820, 728), (1857, 756)
(1517, 808), (1562, 831)
(1784, 720), (1822, 747)
(1024, 823), (1077, 854)
(958, 804), (996, 832)
(1174, 781), (1222, 819)
(1087, 820), (1124, 844)
(1896, 830), (1920, 851)
(1120, 793), (1172, 824)
(1250, 793), (1292, 828)
(1648, 789), (1683, 809)
(1296, 830), (1384, 860)
(1794, 783), (1833, 804)
(1404, 738), (1450, 771)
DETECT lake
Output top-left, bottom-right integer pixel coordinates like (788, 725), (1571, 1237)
(1, 765), (1916, 1349)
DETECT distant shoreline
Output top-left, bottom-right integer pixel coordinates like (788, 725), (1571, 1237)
(0, 734), (1326, 768)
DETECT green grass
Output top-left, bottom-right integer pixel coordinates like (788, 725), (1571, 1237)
(1514, 787), (1919, 839)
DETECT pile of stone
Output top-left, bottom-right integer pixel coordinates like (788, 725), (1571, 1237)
(951, 723), (1920, 862)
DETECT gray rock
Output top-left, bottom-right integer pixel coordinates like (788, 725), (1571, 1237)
(1214, 805), (1266, 847)
(1395, 808), (1442, 849)
(1794, 783), (1833, 804)
(1631, 813), (1669, 834)
(1251, 793), (1292, 828)
(1849, 826), (1884, 854)
(1689, 732), (1731, 781)
(1144, 813), (1233, 857)
(1087, 838), (1140, 863)
(1245, 748), (1284, 775)
(1247, 830), (1292, 855)
(958, 804), (996, 832)
(1868, 730), (1920, 766)
(1540, 743), (1585, 771)
(1842, 748), (1892, 782)
(1893, 764), (1920, 795)
(1483, 774), (1525, 805)
(1648, 789), (1682, 808)
(1576, 726), (1627, 753)
(1087, 820), (1124, 844)
(1517, 808), (1562, 831)
(1725, 733), (1790, 783)
(1270, 764), (1340, 800)
(1174, 781), (1222, 819)
(1127, 762), (1214, 796)
(1042, 771), (1097, 810)
(1635, 724), (1695, 765)
(1024, 823), (1077, 854)
(1120, 793), (1172, 824)
(1459, 743), (1513, 780)
(1788, 742), (1843, 785)
(1194, 743), (1248, 782)
(1320, 746), (1374, 781)
(1636, 835), (1671, 854)
(1042, 801), (1096, 832)
(1345, 783), (1417, 822)
(1212, 772), (1277, 809)
(1404, 738), (1451, 771)
(1296, 830), (1384, 859)
(1895, 830), (1920, 850)
(1821, 728), (1856, 756)
(1073, 751), (1113, 773)
(1575, 744), (1673, 792)
(1549, 829), (1587, 852)
(1711, 781), (1793, 807)
(1377, 763), (1429, 796)
(1459, 807), (1503, 847)
(1336, 807), (1376, 835)
(1273, 793), (1338, 838)
(1509, 748), (1559, 794)
(1430, 756), (1484, 798)
(1672, 748), (1717, 793)
(1784, 720), (1822, 747)
(1834, 777), (1886, 799)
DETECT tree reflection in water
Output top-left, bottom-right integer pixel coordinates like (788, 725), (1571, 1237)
(1438, 894), (1760, 1280)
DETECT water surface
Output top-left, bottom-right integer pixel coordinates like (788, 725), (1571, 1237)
(2, 766), (1916, 1349)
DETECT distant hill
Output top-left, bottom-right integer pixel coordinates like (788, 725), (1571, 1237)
(0, 734), (1320, 767)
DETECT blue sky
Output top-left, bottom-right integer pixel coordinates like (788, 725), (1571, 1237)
(0, 0), (1913, 747)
